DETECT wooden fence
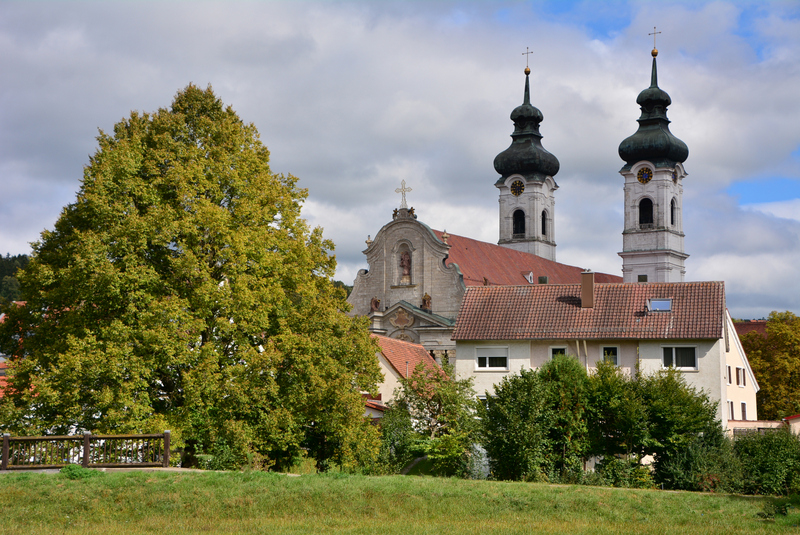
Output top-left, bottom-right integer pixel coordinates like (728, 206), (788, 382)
(1, 431), (170, 470)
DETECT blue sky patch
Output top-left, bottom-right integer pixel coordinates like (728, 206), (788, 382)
(728, 177), (800, 205)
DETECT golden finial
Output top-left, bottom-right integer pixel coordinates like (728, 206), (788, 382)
(522, 47), (532, 75)
(649, 26), (661, 57)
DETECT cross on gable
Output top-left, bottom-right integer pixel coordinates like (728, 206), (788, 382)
(395, 180), (412, 209)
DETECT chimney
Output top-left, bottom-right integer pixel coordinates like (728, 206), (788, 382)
(581, 270), (594, 309)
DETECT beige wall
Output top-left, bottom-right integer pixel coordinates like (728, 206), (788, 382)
(723, 311), (759, 423)
(377, 352), (403, 404)
(454, 340), (531, 396)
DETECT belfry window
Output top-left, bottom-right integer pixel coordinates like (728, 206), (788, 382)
(541, 210), (547, 237)
(639, 198), (653, 226)
(670, 198), (677, 226)
(513, 210), (525, 236)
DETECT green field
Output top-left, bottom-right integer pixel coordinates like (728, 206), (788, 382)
(0, 469), (796, 534)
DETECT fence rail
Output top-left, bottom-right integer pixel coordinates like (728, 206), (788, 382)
(1, 431), (170, 470)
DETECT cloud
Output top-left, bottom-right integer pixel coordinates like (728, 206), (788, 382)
(1, 1), (799, 319)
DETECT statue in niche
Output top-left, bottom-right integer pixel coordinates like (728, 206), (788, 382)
(399, 251), (412, 284)
(370, 297), (381, 312)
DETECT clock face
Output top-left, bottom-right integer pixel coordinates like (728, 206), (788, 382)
(637, 167), (653, 184)
(510, 180), (525, 196)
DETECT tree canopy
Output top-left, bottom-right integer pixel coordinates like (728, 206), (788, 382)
(0, 85), (381, 471)
(740, 311), (800, 420)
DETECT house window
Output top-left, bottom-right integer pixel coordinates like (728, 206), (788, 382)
(602, 346), (619, 366)
(550, 346), (567, 359)
(727, 365), (732, 385)
(476, 347), (508, 370)
(512, 210), (525, 237)
(639, 198), (653, 226)
(736, 367), (746, 387)
(741, 402), (747, 421)
(638, 274), (648, 283)
(662, 346), (697, 370)
(728, 400), (735, 420)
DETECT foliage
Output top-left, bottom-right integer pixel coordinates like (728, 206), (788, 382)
(389, 360), (477, 476)
(478, 367), (551, 481)
(371, 402), (420, 474)
(586, 360), (650, 459)
(594, 457), (655, 489)
(641, 368), (721, 486)
(655, 424), (741, 493)
(740, 311), (800, 420)
(539, 355), (589, 476)
(0, 253), (29, 306)
(0, 85), (381, 472)
(734, 428), (800, 496)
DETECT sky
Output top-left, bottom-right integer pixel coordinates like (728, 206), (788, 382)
(1, 1), (799, 320)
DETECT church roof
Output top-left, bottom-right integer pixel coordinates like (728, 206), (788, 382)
(373, 334), (439, 379)
(432, 230), (621, 287)
(453, 281), (725, 340)
(734, 320), (767, 339)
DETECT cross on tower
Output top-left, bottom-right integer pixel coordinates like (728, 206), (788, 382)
(522, 46), (533, 68)
(395, 180), (412, 209)
(649, 26), (662, 49)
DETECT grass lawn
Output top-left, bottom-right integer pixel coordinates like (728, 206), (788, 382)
(0, 469), (796, 534)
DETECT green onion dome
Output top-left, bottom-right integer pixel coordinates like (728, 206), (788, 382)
(618, 50), (688, 171)
(494, 68), (560, 183)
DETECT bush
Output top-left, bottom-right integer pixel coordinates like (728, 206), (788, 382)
(655, 425), (741, 493)
(595, 457), (654, 489)
(735, 428), (800, 495)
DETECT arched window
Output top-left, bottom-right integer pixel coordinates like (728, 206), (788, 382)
(513, 210), (525, 236)
(541, 210), (547, 237)
(639, 198), (653, 226)
(670, 198), (677, 226)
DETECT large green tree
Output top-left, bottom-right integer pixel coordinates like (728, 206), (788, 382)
(740, 311), (800, 420)
(0, 85), (381, 471)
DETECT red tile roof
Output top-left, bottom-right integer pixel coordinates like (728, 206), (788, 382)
(452, 281), (726, 340)
(432, 230), (621, 286)
(372, 334), (439, 378)
(734, 320), (767, 338)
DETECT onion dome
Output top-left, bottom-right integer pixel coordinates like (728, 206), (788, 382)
(494, 67), (560, 184)
(618, 50), (688, 171)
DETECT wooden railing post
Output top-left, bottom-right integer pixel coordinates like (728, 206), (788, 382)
(162, 430), (170, 468)
(82, 431), (91, 468)
(2, 433), (9, 470)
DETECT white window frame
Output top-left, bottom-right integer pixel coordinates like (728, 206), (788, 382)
(549, 346), (567, 360)
(736, 367), (746, 387)
(475, 346), (509, 371)
(601, 346), (619, 366)
(727, 365), (732, 385)
(661, 345), (698, 370)
(728, 400), (735, 420)
(741, 401), (748, 421)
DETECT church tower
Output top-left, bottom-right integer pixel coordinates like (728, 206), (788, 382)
(494, 66), (560, 261)
(618, 46), (689, 283)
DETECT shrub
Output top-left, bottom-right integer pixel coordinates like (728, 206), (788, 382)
(735, 428), (800, 495)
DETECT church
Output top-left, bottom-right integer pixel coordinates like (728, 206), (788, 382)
(349, 44), (761, 426)
(346, 56), (628, 359)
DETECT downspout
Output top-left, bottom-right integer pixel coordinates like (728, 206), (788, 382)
(584, 340), (590, 372)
